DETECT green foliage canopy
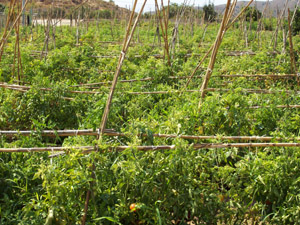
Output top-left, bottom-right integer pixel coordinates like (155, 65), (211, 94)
(244, 6), (262, 21)
(203, 3), (217, 22)
(292, 9), (300, 35)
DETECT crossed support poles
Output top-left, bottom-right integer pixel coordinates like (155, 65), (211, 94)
(81, 0), (148, 224)
(179, 0), (254, 107)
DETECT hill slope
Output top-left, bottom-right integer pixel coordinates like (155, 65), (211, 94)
(0, 0), (130, 14)
(215, 0), (298, 15)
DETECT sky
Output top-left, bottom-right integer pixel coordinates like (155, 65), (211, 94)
(107, 0), (269, 12)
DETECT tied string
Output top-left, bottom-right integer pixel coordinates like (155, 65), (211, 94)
(120, 51), (126, 58)
(97, 128), (101, 140)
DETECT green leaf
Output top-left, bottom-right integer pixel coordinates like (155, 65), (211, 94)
(156, 207), (162, 225)
(94, 217), (122, 224)
(257, 175), (265, 186)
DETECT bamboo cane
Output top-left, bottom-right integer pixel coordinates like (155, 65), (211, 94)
(5, 71), (297, 90)
(70, 74), (297, 88)
(2, 129), (300, 142)
(255, 0), (269, 47)
(99, 0), (147, 137)
(288, 9), (298, 78)
(0, 82), (102, 94)
(126, 88), (300, 95)
(3, 142), (300, 153)
(270, 0), (288, 50)
(184, 0), (254, 91)
(291, 0), (300, 23)
(0, 0), (18, 62)
(199, 0), (235, 104)
(154, 0), (171, 66)
(2, 85), (300, 96)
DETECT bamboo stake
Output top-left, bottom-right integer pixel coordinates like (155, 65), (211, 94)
(154, 10), (162, 46)
(170, 1), (188, 59)
(0, 82), (102, 94)
(15, 1), (24, 82)
(154, 0), (171, 66)
(249, 105), (300, 109)
(218, 74), (298, 78)
(198, 0), (235, 105)
(291, 0), (300, 23)
(270, 0), (288, 50)
(99, 0), (147, 137)
(184, 0), (254, 91)
(199, 24), (208, 47)
(0, 84), (74, 100)
(193, 143), (300, 149)
(4, 143), (300, 153)
(52, 0), (88, 27)
(81, 162), (95, 225)
(288, 9), (298, 77)
(282, 0), (300, 55)
(0, 146), (95, 153)
(28, 50), (276, 59)
(0, 0), (18, 62)
(3, 129), (300, 142)
(0, 129), (112, 137)
(255, 0), (269, 47)
(70, 74), (297, 88)
(282, 26), (287, 54)
(12, 1), (22, 82)
(4, 71), (296, 89)
(2, 85), (300, 96)
(127, 88), (300, 95)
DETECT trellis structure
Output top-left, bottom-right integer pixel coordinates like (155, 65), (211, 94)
(1, 1), (300, 223)
(1, 0), (300, 154)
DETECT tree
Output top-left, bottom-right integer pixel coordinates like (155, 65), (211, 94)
(168, 3), (179, 18)
(98, 9), (111, 19)
(244, 6), (262, 22)
(203, 3), (217, 22)
(292, 9), (300, 35)
(0, 3), (5, 13)
(167, 3), (201, 19)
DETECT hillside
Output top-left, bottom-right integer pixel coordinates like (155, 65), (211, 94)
(215, 0), (298, 15)
(0, 0), (130, 15)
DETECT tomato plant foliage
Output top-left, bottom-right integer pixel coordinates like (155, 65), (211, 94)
(0, 16), (300, 224)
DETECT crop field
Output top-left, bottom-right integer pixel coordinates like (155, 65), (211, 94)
(1, 0), (300, 224)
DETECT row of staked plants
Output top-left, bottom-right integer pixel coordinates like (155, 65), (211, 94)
(1, 16), (300, 224)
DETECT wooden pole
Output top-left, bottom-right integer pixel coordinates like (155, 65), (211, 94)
(3, 85), (300, 96)
(0, 82), (102, 95)
(99, 0), (147, 136)
(0, 0), (18, 62)
(184, 0), (254, 91)
(198, 0), (234, 104)
(154, 0), (171, 66)
(288, 9), (298, 77)
(70, 74), (298, 88)
(270, 0), (288, 50)
(3, 143), (300, 153)
(2, 129), (300, 141)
